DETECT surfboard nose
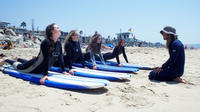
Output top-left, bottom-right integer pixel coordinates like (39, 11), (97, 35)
(0, 67), (5, 71)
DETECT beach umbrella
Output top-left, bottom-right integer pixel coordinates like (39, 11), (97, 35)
(155, 42), (161, 44)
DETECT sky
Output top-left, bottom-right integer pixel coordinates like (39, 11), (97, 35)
(1, 0), (200, 44)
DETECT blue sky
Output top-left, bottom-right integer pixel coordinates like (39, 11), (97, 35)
(1, 0), (200, 44)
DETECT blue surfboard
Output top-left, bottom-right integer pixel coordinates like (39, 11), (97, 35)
(72, 63), (138, 73)
(94, 60), (154, 70)
(0, 67), (110, 90)
(50, 66), (132, 80)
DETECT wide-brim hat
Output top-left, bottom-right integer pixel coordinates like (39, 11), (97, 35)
(160, 26), (177, 36)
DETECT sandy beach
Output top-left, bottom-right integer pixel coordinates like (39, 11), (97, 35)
(0, 47), (200, 112)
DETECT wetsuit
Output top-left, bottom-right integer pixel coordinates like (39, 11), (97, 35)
(5, 39), (66, 76)
(63, 40), (85, 69)
(149, 39), (185, 81)
(84, 50), (105, 66)
(103, 46), (128, 64)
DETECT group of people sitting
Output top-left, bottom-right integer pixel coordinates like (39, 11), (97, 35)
(0, 23), (186, 84)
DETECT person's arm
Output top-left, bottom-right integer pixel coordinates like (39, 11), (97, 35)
(99, 50), (105, 65)
(58, 42), (66, 72)
(79, 43), (85, 68)
(116, 54), (120, 64)
(101, 44), (112, 51)
(90, 51), (97, 66)
(162, 59), (170, 69)
(40, 40), (50, 76)
(113, 46), (120, 64)
(65, 43), (73, 70)
(65, 43), (75, 75)
(122, 47), (128, 63)
(162, 42), (181, 69)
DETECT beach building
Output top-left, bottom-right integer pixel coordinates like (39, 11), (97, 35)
(116, 32), (137, 46)
(14, 28), (28, 35)
(79, 35), (90, 44)
(116, 32), (134, 41)
(0, 21), (10, 28)
(58, 31), (68, 43)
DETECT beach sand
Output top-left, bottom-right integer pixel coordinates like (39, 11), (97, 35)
(0, 47), (200, 112)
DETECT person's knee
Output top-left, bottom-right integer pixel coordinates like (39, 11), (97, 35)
(149, 71), (156, 80)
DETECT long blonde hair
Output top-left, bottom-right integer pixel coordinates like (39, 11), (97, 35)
(86, 33), (102, 54)
(64, 30), (77, 53)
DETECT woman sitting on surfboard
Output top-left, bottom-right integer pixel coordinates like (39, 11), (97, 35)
(0, 23), (70, 84)
(84, 33), (106, 70)
(149, 26), (185, 83)
(98, 38), (129, 67)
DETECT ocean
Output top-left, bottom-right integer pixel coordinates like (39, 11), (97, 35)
(188, 44), (200, 48)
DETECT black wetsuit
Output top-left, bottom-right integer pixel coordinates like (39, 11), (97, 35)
(103, 46), (128, 64)
(5, 39), (65, 76)
(64, 40), (85, 69)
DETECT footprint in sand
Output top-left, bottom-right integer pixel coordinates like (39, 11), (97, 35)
(24, 90), (47, 99)
(89, 102), (100, 112)
(117, 85), (137, 93)
(89, 106), (99, 112)
(60, 98), (72, 106)
(11, 105), (42, 112)
(104, 97), (113, 105)
(120, 94), (153, 109)
(139, 86), (156, 95)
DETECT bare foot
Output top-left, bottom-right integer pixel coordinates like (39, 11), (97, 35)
(69, 69), (74, 75)
(13, 56), (18, 61)
(0, 53), (6, 58)
(118, 64), (123, 67)
(93, 66), (97, 70)
(0, 60), (6, 66)
(63, 71), (73, 76)
(40, 76), (48, 85)
(173, 77), (186, 84)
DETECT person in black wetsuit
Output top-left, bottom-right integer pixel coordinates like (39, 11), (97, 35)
(102, 38), (128, 67)
(149, 26), (186, 83)
(0, 23), (70, 84)
(63, 30), (86, 74)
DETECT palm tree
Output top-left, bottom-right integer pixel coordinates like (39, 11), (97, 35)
(79, 30), (83, 36)
(20, 21), (26, 29)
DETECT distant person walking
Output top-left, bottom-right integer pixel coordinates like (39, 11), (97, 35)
(149, 26), (185, 83)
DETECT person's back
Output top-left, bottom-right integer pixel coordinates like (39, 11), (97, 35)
(65, 41), (82, 63)
(168, 39), (185, 75)
(32, 38), (63, 73)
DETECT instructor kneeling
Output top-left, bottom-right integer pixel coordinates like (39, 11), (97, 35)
(149, 26), (185, 83)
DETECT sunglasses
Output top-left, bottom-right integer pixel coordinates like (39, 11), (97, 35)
(72, 34), (79, 36)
